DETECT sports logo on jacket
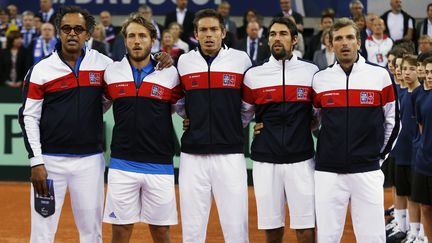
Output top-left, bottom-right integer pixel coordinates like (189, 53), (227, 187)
(360, 92), (374, 104)
(151, 85), (164, 98)
(89, 72), (101, 85)
(223, 74), (236, 87)
(297, 88), (308, 100)
(60, 80), (68, 89)
(191, 80), (198, 87)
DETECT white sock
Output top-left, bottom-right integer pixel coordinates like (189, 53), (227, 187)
(419, 224), (425, 238)
(395, 209), (408, 232)
(409, 222), (420, 236)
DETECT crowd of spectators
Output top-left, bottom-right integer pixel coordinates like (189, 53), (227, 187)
(0, 0), (431, 88)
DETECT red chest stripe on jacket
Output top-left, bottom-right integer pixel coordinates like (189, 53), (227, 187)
(314, 89), (385, 108)
(107, 81), (173, 102)
(243, 85), (312, 105)
(27, 70), (105, 99)
(182, 72), (243, 90)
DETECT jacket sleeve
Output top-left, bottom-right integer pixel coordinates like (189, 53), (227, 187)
(102, 80), (112, 114)
(18, 67), (45, 167)
(241, 72), (255, 128)
(380, 72), (400, 160)
(171, 73), (185, 115)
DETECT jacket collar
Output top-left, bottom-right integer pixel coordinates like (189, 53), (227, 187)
(195, 44), (228, 62)
(334, 53), (365, 74)
(268, 53), (298, 67)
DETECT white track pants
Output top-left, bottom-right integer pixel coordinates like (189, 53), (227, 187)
(315, 170), (385, 243)
(179, 153), (249, 243)
(30, 153), (105, 243)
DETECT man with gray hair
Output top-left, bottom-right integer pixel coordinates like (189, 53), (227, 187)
(349, 0), (364, 19)
(21, 11), (38, 48)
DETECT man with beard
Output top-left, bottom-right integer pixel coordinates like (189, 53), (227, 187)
(102, 14), (181, 243)
(19, 6), (113, 243)
(312, 18), (399, 242)
(242, 17), (318, 243)
(176, 9), (252, 243)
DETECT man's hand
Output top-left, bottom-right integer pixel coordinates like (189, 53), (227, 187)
(311, 116), (320, 131)
(31, 165), (48, 196)
(154, 52), (173, 70)
(183, 119), (190, 131)
(254, 122), (264, 137)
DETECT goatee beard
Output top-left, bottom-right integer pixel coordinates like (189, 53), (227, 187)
(271, 46), (291, 60)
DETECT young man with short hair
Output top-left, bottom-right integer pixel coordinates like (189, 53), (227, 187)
(102, 14), (181, 243)
(176, 8), (252, 243)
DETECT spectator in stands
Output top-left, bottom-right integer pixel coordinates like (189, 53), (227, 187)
(168, 22), (189, 53)
(33, 15), (42, 36)
(235, 20), (270, 65)
(417, 3), (432, 38)
(0, 30), (31, 88)
(217, 1), (237, 39)
(381, 0), (415, 41)
(274, 0), (304, 32)
(286, 15), (305, 57)
(418, 35), (432, 54)
(313, 28), (334, 70)
(7, 4), (21, 28)
(305, 13), (334, 60)
(353, 14), (368, 52)
(0, 8), (11, 38)
(37, 0), (56, 24)
(364, 18), (393, 67)
(160, 30), (183, 66)
(88, 23), (108, 55)
(20, 11), (38, 49)
(365, 13), (378, 36)
(255, 15), (268, 39)
(30, 22), (56, 64)
(349, 0), (364, 19)
(237, 9), (257, 40)
(99, 10), (118, 53)
(138, 4), (163, 53)
(164, 0), (195, 47)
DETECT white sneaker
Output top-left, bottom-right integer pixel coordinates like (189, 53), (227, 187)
(413, 236), (425, 243)
(386, 219), (397, 235)
(403, 232), (418, 243)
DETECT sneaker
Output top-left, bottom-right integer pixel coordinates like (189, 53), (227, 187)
(386, 205), (395, 216)
(414, 236), (428, 243)
(386, 218), (397, 235)
(387, 226), (407, 243)
(402, 232), (418, 243)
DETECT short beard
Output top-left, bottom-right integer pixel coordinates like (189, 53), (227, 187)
(271, 45), (291, 60)
(127, 47), (151, 62)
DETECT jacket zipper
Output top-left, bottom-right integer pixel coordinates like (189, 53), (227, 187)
(345, 74), (349, 164)
(134, 70), (142, 152)
(282, 60), (286, 145)
(207, 63), (212, 145)
(60, 57), (80, 134)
